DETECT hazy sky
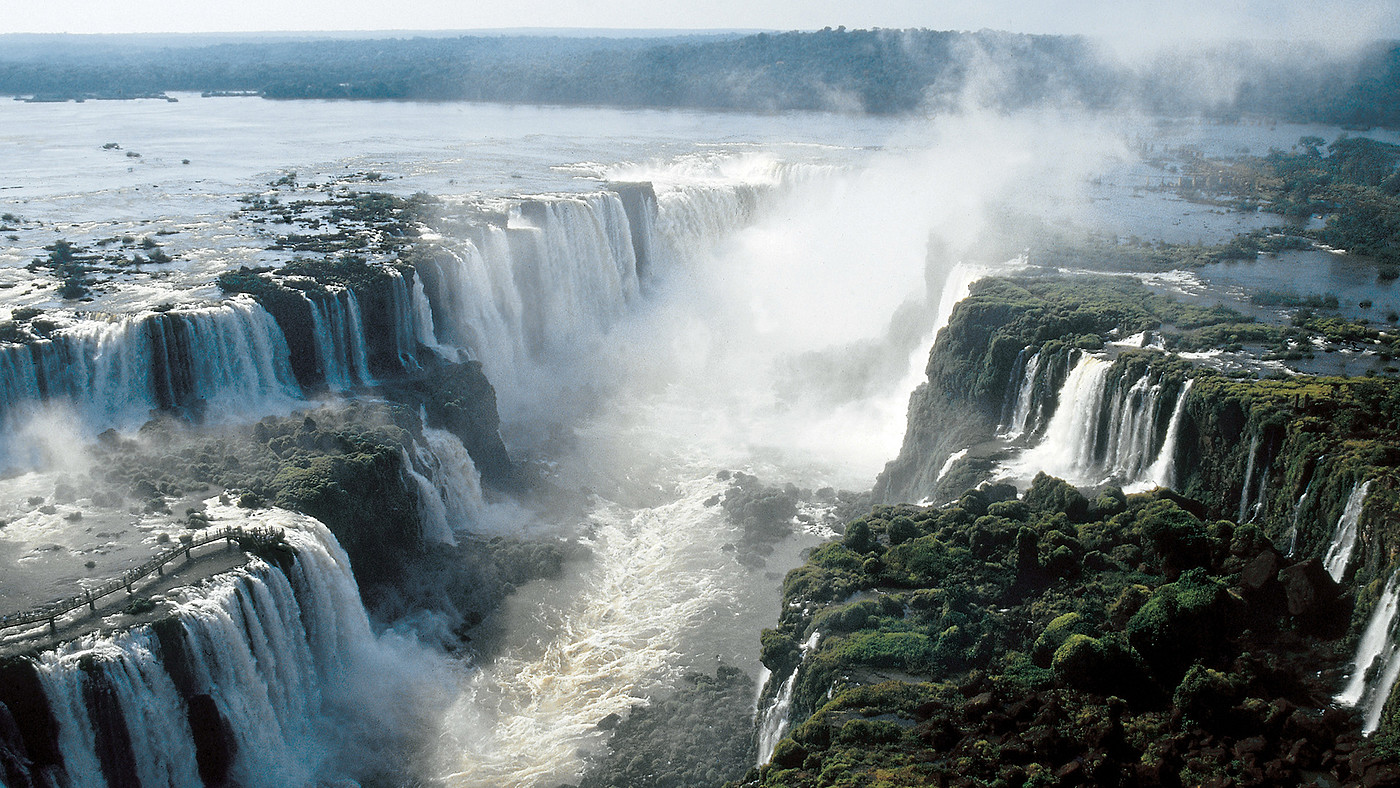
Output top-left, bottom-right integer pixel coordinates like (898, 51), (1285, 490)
(4, 0), (1399, 46)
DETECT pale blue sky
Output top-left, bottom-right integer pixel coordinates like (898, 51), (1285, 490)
(4, 0), (1398, 49)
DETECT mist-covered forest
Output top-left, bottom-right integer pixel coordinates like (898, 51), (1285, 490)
(1, 28), (1398, 125)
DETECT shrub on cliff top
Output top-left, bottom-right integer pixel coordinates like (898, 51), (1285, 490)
(1024, 473), (1089, 521)
(1126, 569), (1237, 680)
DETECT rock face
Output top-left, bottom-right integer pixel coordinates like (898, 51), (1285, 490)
(0, 657), (58, 784)
(874, 277), (1163, 504)
(873, 288), (1036, 503)
(389, 359), (515, 489)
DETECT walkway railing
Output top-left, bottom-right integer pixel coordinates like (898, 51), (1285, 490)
(0, 525), (285, 633)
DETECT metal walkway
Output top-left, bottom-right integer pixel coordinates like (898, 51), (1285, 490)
(0, 525), (286, 634)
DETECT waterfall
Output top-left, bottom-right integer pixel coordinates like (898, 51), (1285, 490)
(935, 448), (971, 484)
(37, 631), (204, 788)
(1236, 433), (1276, 525)
(1013, 355), (1113, 483)
(1096, 374), (1167, 481)
(422, 425), (488, 529)
(403, 447), (456, 546)
(303, 289), (375, 390)
(1324, 480), (1374, 583)
(1131, 379), (1193, 492)
(409, 270), (457, 362)
(1238, 435), (1260, 523)
(18, 507), (446, 787)
(386, 268), (421, 371)
(650, 182), (763, 266)
(999, 349), (1042, 440)
(342, 290), (375, 386)
(755, 630), (821, 767)
(303, 291), (351, 391)
(1281, 457), (1325, 557)
(1336, 568), (1400, 734)
(0, 298), (300, 452)
(1013, 354), (1190, 489)
(411, 190), (660, 397)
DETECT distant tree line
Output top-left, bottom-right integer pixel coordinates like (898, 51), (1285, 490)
(0, 28), (1397, 125)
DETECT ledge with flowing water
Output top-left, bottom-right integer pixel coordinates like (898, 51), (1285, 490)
(0, 507), (447, 788)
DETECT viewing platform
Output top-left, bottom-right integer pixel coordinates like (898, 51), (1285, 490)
(0, 525), (286, 640)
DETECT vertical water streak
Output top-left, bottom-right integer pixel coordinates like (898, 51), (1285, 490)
(1000, 350), (1042, 440)
(755, 630), (822, 767)
(1238, 435), (1260, 524)
(303, 292), (353, 390)
(342, 289), (375, 386)
(100, 634), (204, 788)
(1335, 568), (1400, 733)
(1324, 480), (1374, 583)
(409, 270), (457, 362)
(1014, 355), (1113, 483)
(33, 656), (106, 788)
(402, 447), (455, 545)
(386, 268), (421, 371)
(935, 448), (971, 485)
(1098, 375), (1165, 481)
(0, 299), (300, 458)
(1282, 456), (1324, 557)
(1137, 379), (1193, 491)
(422, 425), (488, 528)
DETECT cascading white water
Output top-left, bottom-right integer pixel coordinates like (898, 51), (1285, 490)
(34, 653), (107, 788)
(1324, 480), (1374, 583)
(1281, 457), (1325, 557)
(404, 446), (456, 546)
(386, 268), (421, 371)
(422, 425), (488, 529)
(303, 291), (352, 390)
(1129, 379), (1193, 492)
(935, 448), (971, 484)
(1336, 569), (1400, 734)
(1097, 375), (1166, 481)
(649, 183), (764, 265)
(342, 289), (375, 385)
(0, 298), (300, 462)
(28, 505), (449, 788)
(1000, 349), (1042, 440)
(436, 472), (766, 787)
(409, 270), (457, 362)
(412, 191), (663, 405)
(303, 288), (376, 390)
(1013, 355), (1190, 489)
(1013, 355), (1112, 483)
(755, 630), (822, 767)
(1238, 435), (1261, 523)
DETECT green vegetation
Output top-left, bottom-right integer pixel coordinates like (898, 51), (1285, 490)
(1174, 135), (1400, 266)
(94, 407), (421, 583)
(876, 275), (1292, 503)
(2, 31), (1398, 125)
(27, 239), (94, 300)
(732, 480), (1376, 788)
(217, 182), (446, 384)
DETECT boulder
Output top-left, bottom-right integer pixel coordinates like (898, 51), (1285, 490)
(1240, 550), (1281, 594)
(1278, 558), (1339, 618)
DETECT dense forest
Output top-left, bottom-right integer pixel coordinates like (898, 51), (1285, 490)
(1, 28), (1398, 124)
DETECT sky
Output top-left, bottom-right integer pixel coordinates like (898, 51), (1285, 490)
(4, 0), (1399, 46)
